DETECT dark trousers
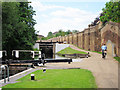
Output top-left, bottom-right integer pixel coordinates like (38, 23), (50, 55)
(102, 50), (106, 58)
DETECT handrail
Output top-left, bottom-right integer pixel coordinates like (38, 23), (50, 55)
(0, 65), (9, 83)
(12, 50), (41, 59)
(0, 51), (7, 58)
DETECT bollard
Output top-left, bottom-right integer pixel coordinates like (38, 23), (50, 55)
(86, 55), (88, 58)
(88, 52), (89, 55)
(31, 74), (35, 80)
(43, 68), (46, 73)
(68, 62), (70, 64)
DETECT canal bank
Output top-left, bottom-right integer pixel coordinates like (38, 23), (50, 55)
(47, 45), (118, 88)
(1, 45), (118, 88)
(1, 51), (118, 88)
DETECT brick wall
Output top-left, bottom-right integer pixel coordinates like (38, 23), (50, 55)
(66, 35), (69, 43)
(118, 23), (120, 56)
(62, 36), (65, 43)
(101, 22), (120, 57)
(84, 28), (90, 50)
(78, 31), (84, 49)
(59, 36), (62, 42)
(47, 21), (120, 57)
(90, 26), (96, 51)
(69, 34), (73, 44)
(73, 33), (78, 46)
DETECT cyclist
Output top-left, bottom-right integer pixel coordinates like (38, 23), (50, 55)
(101, 44), (107, 59)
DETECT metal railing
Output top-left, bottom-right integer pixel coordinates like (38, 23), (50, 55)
(0, 65), (9, 83)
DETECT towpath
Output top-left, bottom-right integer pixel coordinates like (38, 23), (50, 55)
(47, 45), (119, 88)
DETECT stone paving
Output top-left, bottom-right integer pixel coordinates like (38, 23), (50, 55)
(0, 45), (119, 88)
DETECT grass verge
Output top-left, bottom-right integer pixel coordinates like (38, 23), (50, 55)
(57, 47), (87, 54)
(92, 51), (102, 54)
(114, 57), (120, 63)
(71, 44), (102, 54)
(2, 69), (97, 88)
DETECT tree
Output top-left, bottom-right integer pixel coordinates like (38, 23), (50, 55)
(72, 30), (79, 33)
(58, 30), (65, 36)
(66, 30), (71, 35)
(2, 2), (37, 58)
(47, 32), (53, 37)
(0, 2), (2, 50)
(55, 33), (60, 37)
(41, 29), (80, 40)
(100, 0), (120, 23)
(2, 2), (19, 58)
(18, 2), (37, 49)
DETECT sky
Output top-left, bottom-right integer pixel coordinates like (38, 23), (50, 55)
(29, 0), (109, 37)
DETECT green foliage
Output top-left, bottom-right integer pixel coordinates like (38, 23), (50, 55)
(2, 69), (97, 88)
(72, 30), (79, 33)
(114, 57), (120, 62)
(66, 30), (71, 35)
(2, 2), (37, 58)
(47, 31), (53, 37)
(58, 29), (65, 36)
(92, 51), (102, 54)
(33, 48), (39, 51)
(41, 29), (78, 40)
(57, 47), (87, 54)
(0, 2), (2, 50)
(41, 37), (46, 40)
(100, 0), (120, 23)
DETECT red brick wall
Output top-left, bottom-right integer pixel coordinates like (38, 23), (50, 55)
(73, 34), (78, 46)
(84, 29), (90, 50)
(78, 32), (84, 49)
(47, 22), (119, 57)
(69, 34), (73, 44)
(66, 36), (69, 44)
(101, 22), (120, 56)
(90, 27), (96, 51)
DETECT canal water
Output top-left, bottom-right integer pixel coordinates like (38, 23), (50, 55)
(0, 54), (82, 80)
(53, 54), (83, 62)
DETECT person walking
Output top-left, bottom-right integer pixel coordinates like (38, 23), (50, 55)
(101, 44), (107, 59)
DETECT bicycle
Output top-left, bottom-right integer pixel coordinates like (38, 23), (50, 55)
(102, 50), (107, 59)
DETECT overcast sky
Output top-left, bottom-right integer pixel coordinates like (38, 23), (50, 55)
(29, 0), (109, 36)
